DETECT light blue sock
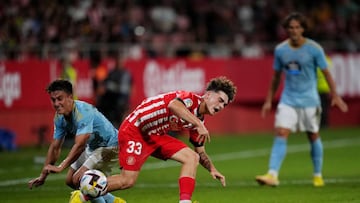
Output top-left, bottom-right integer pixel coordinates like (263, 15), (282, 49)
(90, 197), (106, 203)
(102, 193), (115, 203)
(310, 138), (323, 174)
(269, 136), (287, 173)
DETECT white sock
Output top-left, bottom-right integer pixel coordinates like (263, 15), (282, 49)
(179, 200), (192, 203)
(268, 170), (278, 178)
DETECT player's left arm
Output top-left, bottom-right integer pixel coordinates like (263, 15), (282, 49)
(322, 68), (348, 112)
(44, 133), (90, 173)
(194, 146), (226, 187)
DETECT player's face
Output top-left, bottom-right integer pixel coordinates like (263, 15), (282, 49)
(49, 90), (73, 116)
(286, 19), (304, 44)
(204, 90), (229, 115)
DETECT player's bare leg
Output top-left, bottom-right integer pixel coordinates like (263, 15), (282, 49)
(307, 132), (324, 187)
(256, 128), (290, 187)
(66, 168), (78, 189)
(171, 147), (200, 203)
(106, 170), (140, 191)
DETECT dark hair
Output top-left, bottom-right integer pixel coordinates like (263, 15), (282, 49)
(206, 76), (237, 102)
(282, 12), (308, 30)
(46, 79), (73, 95)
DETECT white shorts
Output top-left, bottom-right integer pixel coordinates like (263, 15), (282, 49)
(275, 103), (321, 133)
(70, 146), (118, 175)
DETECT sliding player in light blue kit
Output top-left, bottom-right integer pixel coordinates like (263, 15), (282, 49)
(28, 79), (126, 203)
(256, 12), (348, 187)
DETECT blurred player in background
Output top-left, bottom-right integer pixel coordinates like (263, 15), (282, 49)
(79, 76), (236, 203)
(256, 12), (348, 187)
(28, 79), (126, 203)
(97, 57), (133, 128)
(60, 57), (78, 99)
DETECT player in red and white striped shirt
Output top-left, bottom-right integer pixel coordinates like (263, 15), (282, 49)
(84, 76), (236, 203)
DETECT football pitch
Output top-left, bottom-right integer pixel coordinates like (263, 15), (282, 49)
(1, 127), (360, 203)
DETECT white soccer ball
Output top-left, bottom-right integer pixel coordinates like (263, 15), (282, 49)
(80, 169), (108, 198)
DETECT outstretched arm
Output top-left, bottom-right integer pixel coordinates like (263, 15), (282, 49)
(28, 137), (64, 189)
(195, 146), (226, 187)
(44, 134), (89, 173)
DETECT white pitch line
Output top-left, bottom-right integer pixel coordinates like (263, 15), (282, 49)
(1, 137), (360, 187)
(134, 177), (360, 188)
(7, 178), (360, 190)
(141, 137), (360, 169)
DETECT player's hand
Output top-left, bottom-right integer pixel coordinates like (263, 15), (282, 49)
(28, 177), (45, 189)
(261, 101), (272, 118)
(331, 95), (348, 112)
(196, 124), (210, 144)
(210, 170), (226, 187)
(44, 164), (62, 173)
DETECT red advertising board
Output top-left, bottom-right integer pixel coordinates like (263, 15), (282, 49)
(0, 59), (54, 109)
(124, 57), (275, 109)
(1, 55), (360, 146)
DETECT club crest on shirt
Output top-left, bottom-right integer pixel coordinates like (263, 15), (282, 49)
(126, 156), (136, 166)
(285, 61), (302, 75)
(183, 98), (193, 108)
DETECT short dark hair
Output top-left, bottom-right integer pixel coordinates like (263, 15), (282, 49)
(46, 79), (73, 95)
(282, 12), (308, 30)
(206, 76), (237, 102)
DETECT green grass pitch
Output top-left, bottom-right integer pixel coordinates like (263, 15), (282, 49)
(1, 127), (360, 202)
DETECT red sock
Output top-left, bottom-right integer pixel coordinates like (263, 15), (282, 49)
(179, 177), (195, 200)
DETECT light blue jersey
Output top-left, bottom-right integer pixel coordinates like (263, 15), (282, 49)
(274, 38), (328, 107)
(53, 100), (118, 151)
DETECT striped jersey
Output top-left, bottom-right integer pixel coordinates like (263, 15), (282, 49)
(125, 91), (204, 145)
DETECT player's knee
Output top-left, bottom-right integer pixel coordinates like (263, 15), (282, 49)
(193, 152), (200, 165)
(65, 178), (76, 189)
(71, 175), (81, 188)
(121, 176), (137, 189)
(185, 150), (200, 166)
(307, 132), (320, 141)
(275, 128), (290, 138)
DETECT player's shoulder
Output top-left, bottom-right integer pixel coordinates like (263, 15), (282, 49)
(174, 91), (201, 107)
(74, 100), (96, 119)
(275, 40), (289, 50)
(74, 100), (94, 111)
(304, 38), (323, 51)
(175, 90), (192, 96)
(175, 90), (201, 100)
(74, 100), (90, 106)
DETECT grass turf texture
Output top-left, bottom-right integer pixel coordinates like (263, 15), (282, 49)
(1, 127), (360, 202)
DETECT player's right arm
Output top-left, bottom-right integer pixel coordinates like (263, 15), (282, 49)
(262, 70), (281, 118)
(28, 137), (64, 189)
(168, 98), (210, 144)
(44, 133), (89, 173)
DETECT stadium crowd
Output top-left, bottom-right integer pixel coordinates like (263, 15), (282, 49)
(0, 0), (359, 59)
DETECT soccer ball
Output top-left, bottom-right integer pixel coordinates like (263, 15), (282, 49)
(80, 169), (108, 198)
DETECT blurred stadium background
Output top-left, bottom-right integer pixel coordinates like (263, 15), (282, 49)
(1, 0), (360, 59)
(0, 0), (360, 147)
